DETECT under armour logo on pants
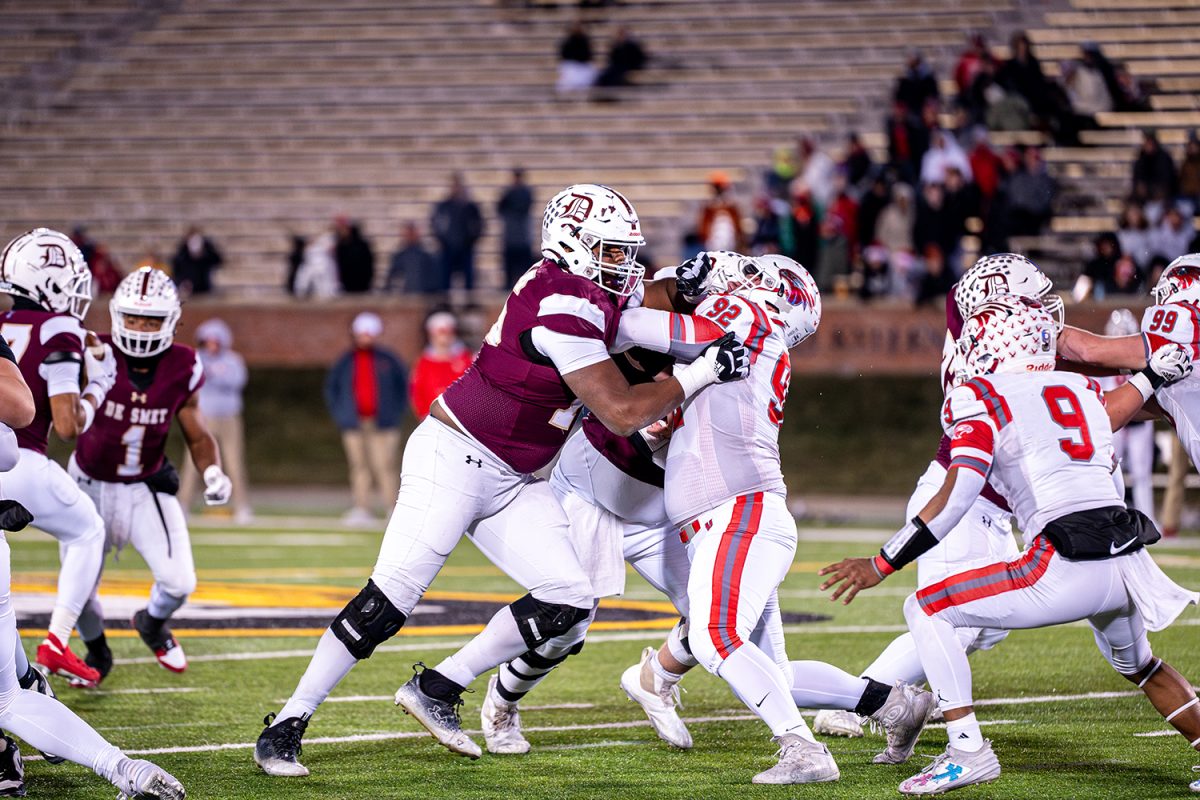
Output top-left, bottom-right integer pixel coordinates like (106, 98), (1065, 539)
(465, 455), (482, 468)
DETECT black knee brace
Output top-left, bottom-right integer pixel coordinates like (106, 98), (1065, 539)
(331, 580), (407, 660)
(509, 593), (591, 649)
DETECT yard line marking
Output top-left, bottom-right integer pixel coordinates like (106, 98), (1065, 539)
(93, 687), (204, 696)
(1133, 730), (1178, 738)
(538, 740), (643, 751)
(312, 696), (594, 710)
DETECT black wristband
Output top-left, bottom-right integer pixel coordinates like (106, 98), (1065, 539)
(0, 337), (14, 365)
(1138, 364), (1167, 391)
(880, 516), (940, 572)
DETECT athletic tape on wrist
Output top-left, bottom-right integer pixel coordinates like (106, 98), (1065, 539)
(1128, 371), (1154, 402)
(674, 359), (714, 400)
(79, 397), (96, 433)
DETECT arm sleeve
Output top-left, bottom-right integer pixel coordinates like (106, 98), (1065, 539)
(39, 359), (81, 398)
(529, 326), (611, 375)
(613, 306), (726, 361)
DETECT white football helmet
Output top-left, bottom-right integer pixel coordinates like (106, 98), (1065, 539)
(0, 228), (93, 319)
(954, 252), (1063, 330)
(1105, 308), (1139, 337)
(1151, 253), (1200, 305)
(956, 293), (1058, 384)
(110, 266), (181, 357)
(541, 184), (646, 298)
(712, 253), (821, 348)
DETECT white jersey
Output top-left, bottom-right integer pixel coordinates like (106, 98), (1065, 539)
(941, 371), (1120, 543)
(1142, 302), (1200, 468)
(665, 294), (788, 526)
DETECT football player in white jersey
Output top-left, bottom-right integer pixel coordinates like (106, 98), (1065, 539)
(820, 294), (1200, 794)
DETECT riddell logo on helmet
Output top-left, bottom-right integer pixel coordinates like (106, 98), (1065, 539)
(38, 244), (68, 270)
(558, 194), (594, 223)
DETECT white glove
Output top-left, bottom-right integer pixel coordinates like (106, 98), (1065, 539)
(1130, 342), (1193, 401)
(203, 465), (233, 506)
(674, 332), (751, 399)
(83, 342), (117, 399)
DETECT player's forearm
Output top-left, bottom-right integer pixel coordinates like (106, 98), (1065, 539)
(876, 467), (984, 574)
(186, 431), (220, 474)
(1058, 327), (1147, 370)
(1105, 383), (1155, 431)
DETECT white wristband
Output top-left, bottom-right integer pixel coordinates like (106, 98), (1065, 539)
(673, 358), (716, 400)
(1128, 372), (1154, 402)
(80, 397), (96, 433)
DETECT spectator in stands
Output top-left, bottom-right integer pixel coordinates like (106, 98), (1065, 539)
(170, 226), (223, 296)
(942, 166), (979, 249)
(996, 32), (1056, 129)
(960, 55), (1000, 128)
(814, 215), (849, 293)
(325, 312), (408, 527)
(596, 26), (647, 87)
(856, 244), (892, 301)
(856, 175), (891, 254)
(914, 243), (955, 306)
(1117, 201), (1154, 269)
(885, 100), (927, 184)
(334, 217), (375, 294)
(294, 231), (339, 298)
(1064, 44), (1113, 128)
(1113, 62), (1150, 112)
(967, 127), (1004, 210)
(697, 171), (745, 252)
(70, 226), (123, 295)
(765, 146), (797, 196)
(790, 185), (819, 269)
(984, 80), (1033, 132)
(1006, 146), (1056, 235)
(1132, 130), (1178, 207)
(840, 132), (873, 191)
(914, 182), (958, 262)
(1074, 232), (1123, 301)
(431, 172), (484, 292)
(1150, 204), (1194, 263)
(876, 182), (916, 271)
(920, 129), (973, 186)
(178, 319), (252, 525)
(953, 34), (993, 101)
(797, 136), (836, 210)
(750, 195), (783, 256)
(497, 168), (535, 288)
(385, 221), (438, 294)
(895, 50), (939, 117)
(409, 310), (473, 420)
(1108, 254), (1145, 296)
(824, 174), (859, 260)
(1178, 133), (1200, 208)
(285, 234), (305, 295)
(557, 20), (596, 94)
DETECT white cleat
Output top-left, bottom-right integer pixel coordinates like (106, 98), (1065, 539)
(394, 669), (482, 759)
(870, 682), (935, 764)
(898, 740), (1001, 795)
(254, 713), (309, 778)
(480, 674), (530, 755)
(752, 734), (840, 785)
(813, 709), (864, 738)
(1190, 765), (1199, 792)
(115, 758), (186, 799)
(619, 647), (692, 749)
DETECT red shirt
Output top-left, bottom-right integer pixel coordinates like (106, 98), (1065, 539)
(352, 348), (378, 419)
(410, 345), (473, 419)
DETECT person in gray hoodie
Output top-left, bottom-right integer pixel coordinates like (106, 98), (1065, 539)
(179, 318), (252, 523)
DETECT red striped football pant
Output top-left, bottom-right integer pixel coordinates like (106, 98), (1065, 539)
(683, 492), (796, 674)
(904, 537), (1152, 711)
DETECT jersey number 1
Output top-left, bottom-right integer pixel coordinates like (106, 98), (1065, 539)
(1042, 385), (1094, 461)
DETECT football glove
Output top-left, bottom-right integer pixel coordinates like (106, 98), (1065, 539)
(674, 332), (750, 399)
(83, 341), (117, 398)
(1145, 342), (1192, 389)
(675, 252), (714, 304)
(203, 465), (233, 506)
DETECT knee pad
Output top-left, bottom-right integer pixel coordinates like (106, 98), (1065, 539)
(160, 570), (197, 599)
(509, 593), (591, 649)
(0, 501), (32, 533)
(331, 579), (407, 660)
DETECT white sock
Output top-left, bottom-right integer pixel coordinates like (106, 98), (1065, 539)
(275, 629), (357, 723)
(147, 585), (187, 620)
(789, 660), (869, 710)
(0, 690), (125, 781)
(52, 525), (104, 643)
(47, 608), (74, 646)
(718, 644), (815, 741)
(946, 712), (984, 752)
(650, 652), (684, 684)
(902, 594), (974, 711)
(435, 605), (530, 689)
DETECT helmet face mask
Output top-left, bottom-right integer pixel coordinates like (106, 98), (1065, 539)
(1152, 255), (1200, 305)
(110, 267), (181, 357)
(541, 184), (646, 299)
(956, 293), (1057, 385)
(0, 228), (93, 319)
(713, 253), (821, 349)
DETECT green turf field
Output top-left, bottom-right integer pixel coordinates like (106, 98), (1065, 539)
(8, 517), (1200, 799)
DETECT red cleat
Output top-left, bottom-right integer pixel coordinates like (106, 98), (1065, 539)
(36, 634), (99, 688)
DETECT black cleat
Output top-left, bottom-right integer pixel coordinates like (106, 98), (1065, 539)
(254, 713), (310, 777)
(0, 734), (25, 797)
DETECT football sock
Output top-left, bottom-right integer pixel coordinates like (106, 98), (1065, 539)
(649, 654), (685, 685)
(718, 644), (815, 742)
(83, 634), (110, 662)
(433, 605), (531, 690)
(495, 611), (593, 703)
(47, 609), (75, 648)
(51, 519), (105, 644)
(903, 595), (974, 713)
(787, 660), (873, 711)
(274, 629), (357, 724)
(75, 594), (105, 643)
(946, 712), (984, 753)
(147, 586), (186, 622)
(856, 678), (895, 716)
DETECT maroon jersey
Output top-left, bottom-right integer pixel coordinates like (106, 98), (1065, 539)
(0, 309), (85, 455)
(935, 288), (1010, 511)
(441, 260), (620, 474)
(73, 337), (203, 483)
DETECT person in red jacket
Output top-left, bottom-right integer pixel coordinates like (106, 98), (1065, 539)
(409, 311), (473, 420)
